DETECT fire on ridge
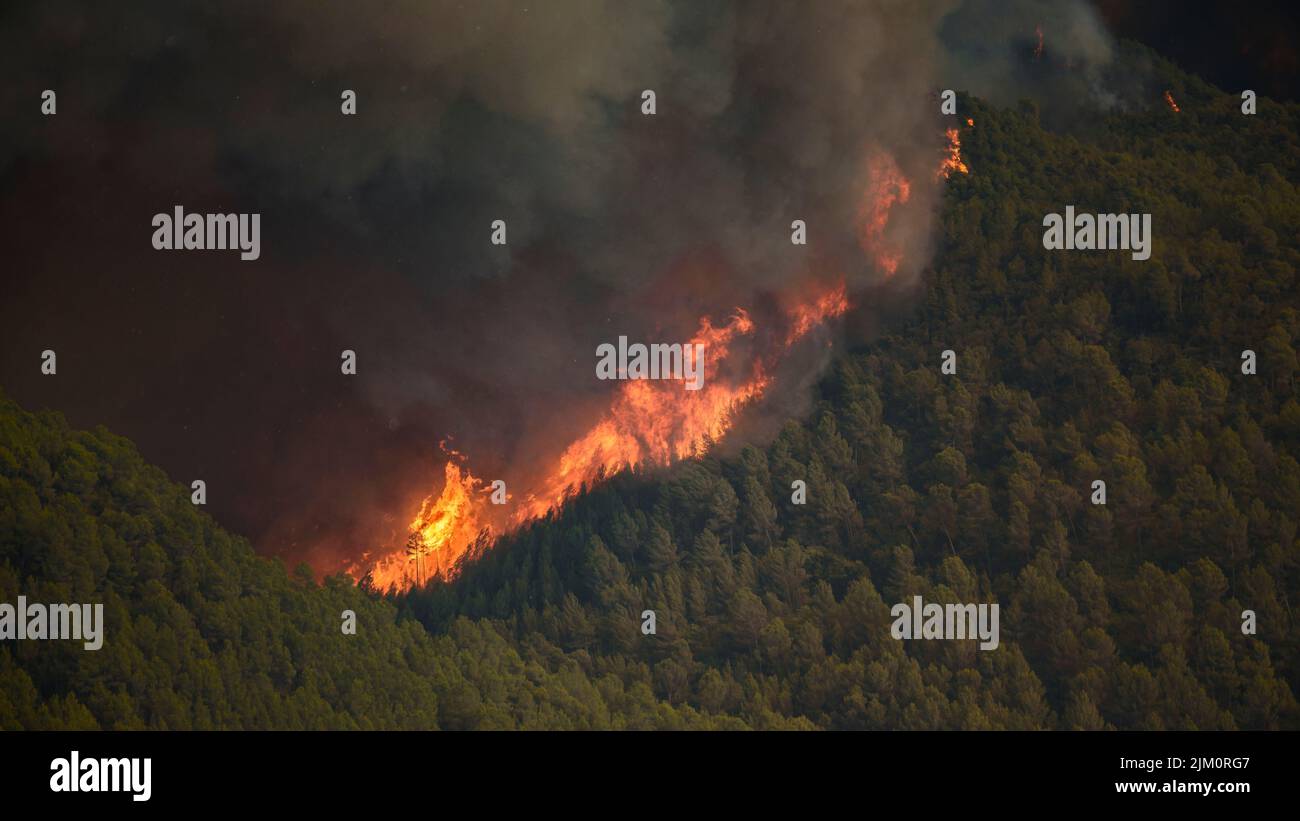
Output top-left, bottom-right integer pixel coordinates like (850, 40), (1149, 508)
(353, 287), (848, 592)
(352, 133), (969, 592)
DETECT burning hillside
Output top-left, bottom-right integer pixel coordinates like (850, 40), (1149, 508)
(352, 132), (969, 592)
(353, 282), (850, 591)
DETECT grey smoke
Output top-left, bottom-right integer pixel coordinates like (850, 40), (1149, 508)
(0, 0), (1123, 572)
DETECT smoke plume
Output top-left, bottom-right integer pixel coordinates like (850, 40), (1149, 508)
(0, 1), (1121, 576)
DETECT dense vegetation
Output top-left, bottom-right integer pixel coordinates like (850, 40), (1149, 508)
(0, 395), (725, 728)
(408, 66), (1300, 729)
(3, 56), (1298, 729)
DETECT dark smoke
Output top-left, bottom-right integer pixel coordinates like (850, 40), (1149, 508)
(0, 1), (1122, 574)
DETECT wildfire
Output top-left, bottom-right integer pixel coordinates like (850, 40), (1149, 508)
(786, 283), (851, 345)
(1034, 25), (1043, 62)
(353, 288), (850, 592)
(353, 458), (493, 591)
(857, 151), (911, 276)
(351, 148), (917, 592)
(408, 462), (490, 567)
(513, 307), (772, 524)
(1164, 90), (1180, 112)
(937, 127), (969, 180)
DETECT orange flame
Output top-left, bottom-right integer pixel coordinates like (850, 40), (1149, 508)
(351, 148), (918, 592)
(1034, 25), (1044, 62)
(356, 459), (494, 591)
(353, 286), (853, 592)
(937, 127), (969, 180)
(1164, 90), (1180, 112)
(514, 308), (770, 523)
(857, 152), (911, 277)
(786, 284), (851, 345)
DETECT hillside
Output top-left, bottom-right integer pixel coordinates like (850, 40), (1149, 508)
(0, 392), (738, 729)
(4, 53), (1300, 730)
(407, 64), (1300, 730)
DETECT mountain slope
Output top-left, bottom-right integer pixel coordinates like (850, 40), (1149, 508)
(0, 391), (741, 729)
(408, 69), (1300, 730)
(4, 51), (1299, 731)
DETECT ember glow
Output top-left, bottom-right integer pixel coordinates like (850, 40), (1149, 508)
(1034, 24), (1044, 62)
(1164, 90), (1181, 112)
(352, 148), (916, 592)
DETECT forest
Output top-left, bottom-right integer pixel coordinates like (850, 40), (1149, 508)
(2, 51), (1298, 730)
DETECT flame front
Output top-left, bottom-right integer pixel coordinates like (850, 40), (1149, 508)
(360, 461), (493, 591)
(352, 145), (921, 592)
(410, 462), (489, 563)
(1164, 90), (1180, 112)
(355, 283), (854, 592)
(515, 308), (771, 523)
